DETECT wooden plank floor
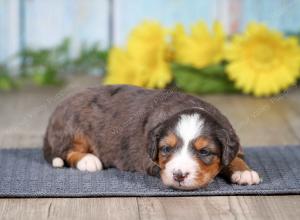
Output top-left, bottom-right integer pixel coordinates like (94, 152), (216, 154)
(0, 76), (299, 220)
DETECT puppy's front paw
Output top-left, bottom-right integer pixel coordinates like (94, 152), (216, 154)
(231, 170), (261, 185)
(76, 154), (103, 172)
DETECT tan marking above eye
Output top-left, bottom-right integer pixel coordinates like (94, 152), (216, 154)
(194, 137), (209, 150)
(159, 133), (177, 148)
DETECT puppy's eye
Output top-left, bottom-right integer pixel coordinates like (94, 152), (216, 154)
(199, 149), (211, 156)
(160, 146), (172, 154)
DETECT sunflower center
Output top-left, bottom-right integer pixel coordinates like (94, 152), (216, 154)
(252, 44), (274, 63)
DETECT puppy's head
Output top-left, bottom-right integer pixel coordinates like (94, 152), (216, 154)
(148, 109), (239, 190)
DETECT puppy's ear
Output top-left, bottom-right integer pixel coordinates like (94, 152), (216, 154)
(217, 128), (240, 167)
(147, 125), (162, 162)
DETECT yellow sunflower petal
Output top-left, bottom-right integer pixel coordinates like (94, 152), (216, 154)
(226, 23), (300, 97)
(105, 21), (172, 89)
(172, 21), (225, 68)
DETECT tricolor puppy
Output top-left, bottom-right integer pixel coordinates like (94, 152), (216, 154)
(44, 85), (261, 190)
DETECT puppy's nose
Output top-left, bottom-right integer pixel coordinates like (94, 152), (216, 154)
(173, 170), (189, 182)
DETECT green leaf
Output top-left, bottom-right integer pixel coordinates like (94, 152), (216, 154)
(172, 63), (238, 94)
(0, 64), (17, 90)
(0, 77), (12, 90)
(72, 43), (108, 74)
(32, 67), (62, 86)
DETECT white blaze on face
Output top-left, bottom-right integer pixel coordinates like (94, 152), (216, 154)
(162, 114), (204, 187)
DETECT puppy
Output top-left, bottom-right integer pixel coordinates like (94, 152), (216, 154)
(43, 85), (260, 190)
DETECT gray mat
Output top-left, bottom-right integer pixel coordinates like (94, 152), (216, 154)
(0, 146), (300, 197)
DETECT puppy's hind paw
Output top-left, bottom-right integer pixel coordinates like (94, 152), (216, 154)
(52, 157), (64, 168)
(231, 170), (261, 185)
(76, 154), (103, 172)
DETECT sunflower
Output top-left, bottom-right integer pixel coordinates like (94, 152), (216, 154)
(104, 48), (145, 86)
(105, 21), (172, 89)
(172, 21), (225, 68)
(226, 23), (300, 96)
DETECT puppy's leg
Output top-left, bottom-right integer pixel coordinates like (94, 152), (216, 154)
(66, 133), (103, 172)
(67, 152), (102, 172)
(222, 156), (261, 185)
